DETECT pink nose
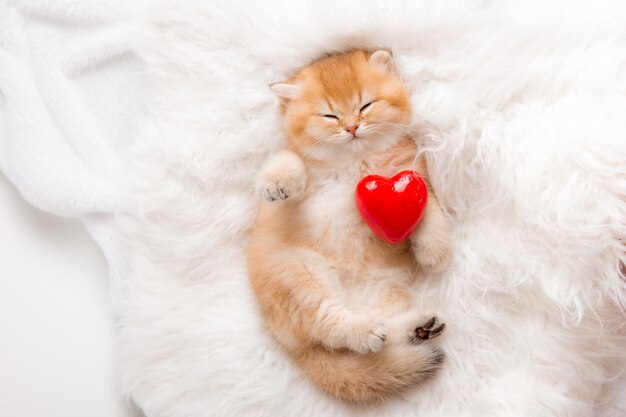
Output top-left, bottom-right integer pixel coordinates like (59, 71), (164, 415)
(346, 124), (359, 136)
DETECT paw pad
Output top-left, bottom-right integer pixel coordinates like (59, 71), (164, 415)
(413, 316), (445, 342)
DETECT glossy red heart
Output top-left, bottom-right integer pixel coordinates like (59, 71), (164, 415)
(355, 170), (428, 244)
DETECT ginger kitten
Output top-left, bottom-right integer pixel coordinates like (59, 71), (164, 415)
(248, 50), (451, 403)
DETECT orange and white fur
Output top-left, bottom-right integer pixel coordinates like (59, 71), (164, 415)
(248, 50), (452, 403)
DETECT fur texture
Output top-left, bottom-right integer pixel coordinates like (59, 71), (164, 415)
(120, 1), (626, 416)
(248, 50), (451, 403)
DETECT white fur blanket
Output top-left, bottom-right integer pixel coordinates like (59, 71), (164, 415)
(0, 0), (145, 272)
(122, 1), (626, 416)
(4, 0), (624, 416)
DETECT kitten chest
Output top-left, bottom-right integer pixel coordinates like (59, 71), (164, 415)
(301, 175), (367, 247)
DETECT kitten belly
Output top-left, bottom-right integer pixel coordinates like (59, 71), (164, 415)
(300, 182), (415, 311)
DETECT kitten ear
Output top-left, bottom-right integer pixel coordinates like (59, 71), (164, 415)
(369, 50), (395, 73)
(269, 82), (300, 100)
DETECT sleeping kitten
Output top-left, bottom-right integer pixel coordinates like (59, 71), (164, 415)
(248, 50), (451, 403)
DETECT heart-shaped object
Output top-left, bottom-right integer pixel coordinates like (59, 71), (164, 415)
(355, 170), (429, 244)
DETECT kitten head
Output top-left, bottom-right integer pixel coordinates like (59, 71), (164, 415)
(271, 50), (412, 161)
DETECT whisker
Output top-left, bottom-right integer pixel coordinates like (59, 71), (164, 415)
(300, 121), (412, 161)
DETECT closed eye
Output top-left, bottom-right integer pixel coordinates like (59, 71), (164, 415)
(321, 114), (339, 120)
(359, 101), (375, 113)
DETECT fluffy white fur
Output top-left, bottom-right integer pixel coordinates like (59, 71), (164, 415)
(120, 1), (626, 416)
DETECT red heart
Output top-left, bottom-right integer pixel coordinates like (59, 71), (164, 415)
(355, 170), (429, 244)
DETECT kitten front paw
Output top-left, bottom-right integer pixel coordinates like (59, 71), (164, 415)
(412, 238), (451, 272)
(257, 173), (305, 202)
(256, 150), (306, 202)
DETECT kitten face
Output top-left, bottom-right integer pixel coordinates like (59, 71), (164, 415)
(272, 50), (412, 161)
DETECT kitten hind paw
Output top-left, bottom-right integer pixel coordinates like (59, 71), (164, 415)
(349, 321), (387, 353)
(412, 316), (445, 343)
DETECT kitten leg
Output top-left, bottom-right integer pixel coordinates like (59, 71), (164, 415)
(256, 149), (306, 202)
(312, 297), (387, 354)
(249, 248), (386, 353)
(410, 194), (452, 272)
(283, 250), (387, 353)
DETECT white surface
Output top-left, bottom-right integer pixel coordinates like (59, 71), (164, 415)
(0, 174), (136, 417)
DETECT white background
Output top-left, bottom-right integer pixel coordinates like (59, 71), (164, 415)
(0, 174), (137, 417)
